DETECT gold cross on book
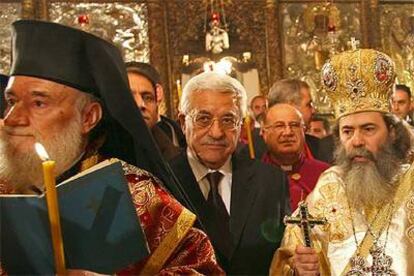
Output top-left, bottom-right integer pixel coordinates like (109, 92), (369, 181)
(284, 201), (328, 247)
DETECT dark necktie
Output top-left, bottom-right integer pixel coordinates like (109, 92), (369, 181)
(205, 171), (232, 260)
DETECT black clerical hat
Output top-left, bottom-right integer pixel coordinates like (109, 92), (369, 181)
(10, 20), (194, 211)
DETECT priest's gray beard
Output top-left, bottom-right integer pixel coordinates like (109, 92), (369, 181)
(335, 140), (402, 210)
(0, 116), (84, 193)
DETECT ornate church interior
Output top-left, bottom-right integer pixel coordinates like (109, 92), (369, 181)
(0, 0), (412, 118)
(1, 1), (414, 275)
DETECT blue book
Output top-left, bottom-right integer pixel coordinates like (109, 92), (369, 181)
(0, 159), (149, 274)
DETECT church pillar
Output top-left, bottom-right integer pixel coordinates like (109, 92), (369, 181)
(264, 0), (283, 88)
(147, 0), (175, 118)
(22, 0), (49, 20)
(361, 0), (381, 49)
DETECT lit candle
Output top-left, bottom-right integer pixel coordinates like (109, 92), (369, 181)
(176, 79), (183, 102)
(244, 116), (255, 159)
(34, 143), (66, 274)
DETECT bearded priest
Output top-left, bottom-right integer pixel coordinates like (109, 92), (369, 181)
(0, 20), (222, 275)
(270, 48), (414, 275)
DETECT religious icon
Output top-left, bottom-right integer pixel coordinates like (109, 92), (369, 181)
(381, 9), (414, 90)
(321, 62), (338, 92)
(374, 55), (393, 84)
(205, 21), (230, 54)
(301, 4), (343, 70)
(204, 5), (230, 55)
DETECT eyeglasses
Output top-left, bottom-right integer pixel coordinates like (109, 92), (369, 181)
(263, 121), (304, 132)
(187, 111), (241, 130)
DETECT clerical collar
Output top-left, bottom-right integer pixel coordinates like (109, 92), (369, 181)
(280, 164), (293, 172)
(262, 152), (305, 173)
(187, 148), (232, 182)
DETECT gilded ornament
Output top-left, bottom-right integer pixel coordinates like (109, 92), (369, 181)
(321, 49), (396, 118)
(405, 194), (414, 243)
(346, 79), (365, 99)
(321, 61), (338, 92)
(346, 255), (369, 275)
(312, 178), (352, 242)
(406, 225), (414, 243)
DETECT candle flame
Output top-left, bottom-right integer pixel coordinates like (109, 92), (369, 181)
(35, 142), (50, 161)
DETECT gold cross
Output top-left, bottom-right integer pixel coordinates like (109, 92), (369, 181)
(284, 201), (328, 247)
(348, 37), (360, 51)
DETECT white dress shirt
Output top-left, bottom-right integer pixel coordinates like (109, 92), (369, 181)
(187, 148), (232, 214)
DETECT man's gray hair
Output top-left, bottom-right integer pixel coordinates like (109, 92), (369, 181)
(268, 79), (309, 107)
(179, 72), (247, 117)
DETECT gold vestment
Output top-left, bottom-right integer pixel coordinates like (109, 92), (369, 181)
(270, 165), (414, 275)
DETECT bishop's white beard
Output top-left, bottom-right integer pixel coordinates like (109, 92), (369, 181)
(335, 140), (401, 210)
(0, 116), (85, 192)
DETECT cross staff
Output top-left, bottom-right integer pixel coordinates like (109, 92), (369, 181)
(284, 201), (328, 247)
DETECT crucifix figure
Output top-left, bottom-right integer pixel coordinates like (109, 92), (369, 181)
(347, 37), (360, 51)
(284, 201), (328, 247)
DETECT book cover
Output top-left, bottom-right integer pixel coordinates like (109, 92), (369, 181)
(0, 160), (149, 274)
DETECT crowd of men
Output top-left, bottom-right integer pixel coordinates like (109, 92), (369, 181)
(0, 19), (413, 275)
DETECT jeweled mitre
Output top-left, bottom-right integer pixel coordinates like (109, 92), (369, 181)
(321, 49), (396, 118)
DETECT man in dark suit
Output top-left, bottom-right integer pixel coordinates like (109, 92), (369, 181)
(170, 72), (290, 275)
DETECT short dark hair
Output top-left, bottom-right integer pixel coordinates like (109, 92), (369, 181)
(125, 61), (161, 87)
(333, 112), (413, 162)
(311, 115), (330, 132)
(394, 84), (412, 99)
(268, 79), (307, 107)
(125, 61), (161, 101)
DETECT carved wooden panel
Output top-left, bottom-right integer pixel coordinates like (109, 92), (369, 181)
(379, 2), (414, 90)
(0, 1), (25, 74)
(47, 1), (149, 63)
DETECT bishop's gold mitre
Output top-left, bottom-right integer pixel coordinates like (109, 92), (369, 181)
(321, 49), (396, 118)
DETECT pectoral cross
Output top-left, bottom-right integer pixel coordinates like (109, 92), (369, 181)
(347, 37), (360, 51)
(284, 201), (328, 247)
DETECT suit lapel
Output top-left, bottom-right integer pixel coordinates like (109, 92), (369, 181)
(229, 154), (259, 257)
(171, 153), (208, 218)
